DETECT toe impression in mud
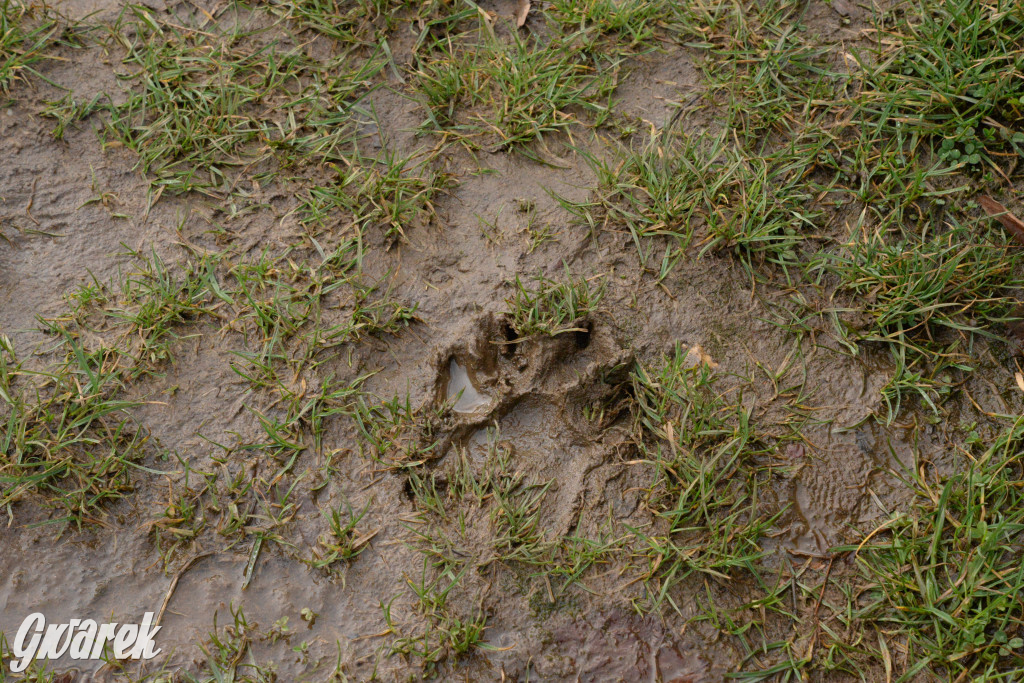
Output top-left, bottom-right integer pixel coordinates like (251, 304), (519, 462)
(425, 312), (632, 458)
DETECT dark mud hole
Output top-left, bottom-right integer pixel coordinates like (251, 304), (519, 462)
(2, 0), (1023, 681)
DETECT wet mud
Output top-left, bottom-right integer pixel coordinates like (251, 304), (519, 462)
(2, 0), (1022, 681)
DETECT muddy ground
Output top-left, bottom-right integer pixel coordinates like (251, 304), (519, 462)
(2, 0), (1024, 681)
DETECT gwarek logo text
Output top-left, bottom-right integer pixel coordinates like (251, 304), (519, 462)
(8, 612), (161, 673)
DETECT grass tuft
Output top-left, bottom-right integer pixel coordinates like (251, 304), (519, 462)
(0, 334), (149, 527)
(860, 0), (1024, 169)
(846, 419), (1024, 680)
(504, 270), (604, 338)
(0, 0), (60, 94)
(628, 344), (778, 609)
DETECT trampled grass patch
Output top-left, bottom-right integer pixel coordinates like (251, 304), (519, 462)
(557, 129), (828, 274)
(107, 5), (385, 196)
(858, 0), (1024, 170)
(546, 0), (668, 53)
(844, 419), (1024, 680)
(628, 345), (779, 609)
(411, 18), (619, 152)
(826, 212), (1024, 417)
(299, 145), (452, 244)
(0, 0), (61, 94)
(0, 334), (149, 528)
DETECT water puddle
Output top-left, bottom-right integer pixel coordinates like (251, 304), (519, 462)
(447, 358), (490, 413)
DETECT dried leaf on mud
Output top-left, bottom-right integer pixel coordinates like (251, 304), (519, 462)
(515, 0), (531, 28)
(683, 344), (717, 368)
(979, 195), (1024, 245)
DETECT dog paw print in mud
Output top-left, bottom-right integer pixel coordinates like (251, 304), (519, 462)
(383, 291), (632, 535)
(425, 307), (634, 534)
